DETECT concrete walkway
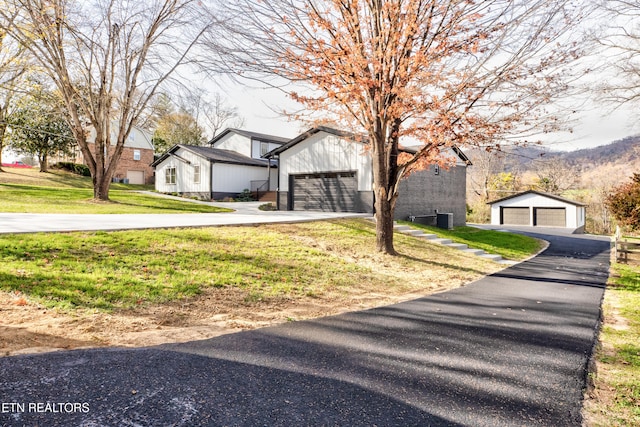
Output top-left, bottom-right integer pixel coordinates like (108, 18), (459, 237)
(0, 230), (610, 426)
(0, 198), (367, 234)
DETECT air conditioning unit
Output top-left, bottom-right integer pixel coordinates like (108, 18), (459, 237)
(436, 213), (453, 230)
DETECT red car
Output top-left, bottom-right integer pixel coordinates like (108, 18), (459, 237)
(1, 161), (33, 168)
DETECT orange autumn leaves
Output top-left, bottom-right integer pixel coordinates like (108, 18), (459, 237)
(276, 0), (519, 172)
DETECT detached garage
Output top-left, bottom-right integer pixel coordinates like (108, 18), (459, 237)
(489, 190), (586, 233)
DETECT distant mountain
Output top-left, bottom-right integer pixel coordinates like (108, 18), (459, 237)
(485, 135), (640, 181)
(558, 135), (640, 169)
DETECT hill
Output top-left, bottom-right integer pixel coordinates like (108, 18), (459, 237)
(560, 135), (640, 169)
(470, 135), (640, 185)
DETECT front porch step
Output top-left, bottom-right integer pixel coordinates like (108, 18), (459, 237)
(258, 191), (277, 202)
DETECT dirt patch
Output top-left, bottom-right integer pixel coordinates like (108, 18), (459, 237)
(0, 282), (458, 357)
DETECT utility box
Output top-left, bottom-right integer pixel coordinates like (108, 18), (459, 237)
(437, 213), (453, 230)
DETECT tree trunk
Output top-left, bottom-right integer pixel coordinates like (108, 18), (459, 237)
(94, 176), (112, 200)
(374, 186), (397, 255)
(371, 128), (398, 255)
(0, 122), (6, 173)
(39, 152), (48, 172)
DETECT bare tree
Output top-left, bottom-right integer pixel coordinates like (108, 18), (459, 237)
(0, 0), (211, 199)
(595, 1), (640, 107)
(533, 157), (579, 194)
(0, 11), (29, 172)
(216, 0), (595, 254)
(181, 90), (244, 140)
(468, 149), (507, 202)
(199, 92), (244, 139)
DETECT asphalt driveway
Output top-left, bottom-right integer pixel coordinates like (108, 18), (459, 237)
(0, 230), (610, 426)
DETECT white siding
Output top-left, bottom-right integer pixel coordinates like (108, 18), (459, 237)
(154, 147), (211, 194)
(269, 167), (278, 191)
(123, 127), (154, 150)
(87, 121), (154, 150)
(252, 140), (283, 159)
(212, 163), (272, 193)
(490, 193), (585, 228)
(279, 132), (372, 191)
(212, 133), (251, 157)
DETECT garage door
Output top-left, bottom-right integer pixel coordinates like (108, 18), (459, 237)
(501, 207), (530, 225)
(534, 207), (566, 227)
(291, 172), (357, 212)
(126, 170), (145, 185)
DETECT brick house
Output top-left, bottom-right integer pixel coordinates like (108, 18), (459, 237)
(82, 124), (155, 185)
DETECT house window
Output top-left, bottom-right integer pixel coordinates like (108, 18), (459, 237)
(260, 142), (269, 156)
(193, 165), (201, 184)
(133, 149), (141, 161)
(165, 166), (176, 184)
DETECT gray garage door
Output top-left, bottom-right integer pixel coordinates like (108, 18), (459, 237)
(534, 207), (566, 227)
(291, 172), (357, 212)
(501, 207), (530, 225)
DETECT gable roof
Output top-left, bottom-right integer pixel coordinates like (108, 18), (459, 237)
(151, 144), (276, 168)
(487, 190), (586, 206)
(207, 128), (290, 146)
(265, 126), (471, 165)
(265, 126), (363, 158)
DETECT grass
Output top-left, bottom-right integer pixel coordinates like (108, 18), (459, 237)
(0, 219), (527, 311)
(0, 168), (231, 214)
(0, 167), (542, 318)
(398, 221), (544, 260)
(0, 166), (124, 188)
(587, 262), (640, 426)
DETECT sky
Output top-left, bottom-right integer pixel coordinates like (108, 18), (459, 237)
(2, 80), (635, 164)
(536, 106), (638, 152)
(224, 82), (638, 154)
(210, 1), (640, 154)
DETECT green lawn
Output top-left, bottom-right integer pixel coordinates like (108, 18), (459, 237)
(588, 262), (640, 426)
(0, 183), (231, 213)
(0, 168), (544, 313)
(0, 219), (534, 311)
(0, 167), (231, 214)
(398, 222), (544, 260)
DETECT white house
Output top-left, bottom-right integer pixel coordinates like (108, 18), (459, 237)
(210, 128), (289, 159)
(152, 129), (286, 200)
(266, 127), (471, 224)
(488, 190), (586, 233)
